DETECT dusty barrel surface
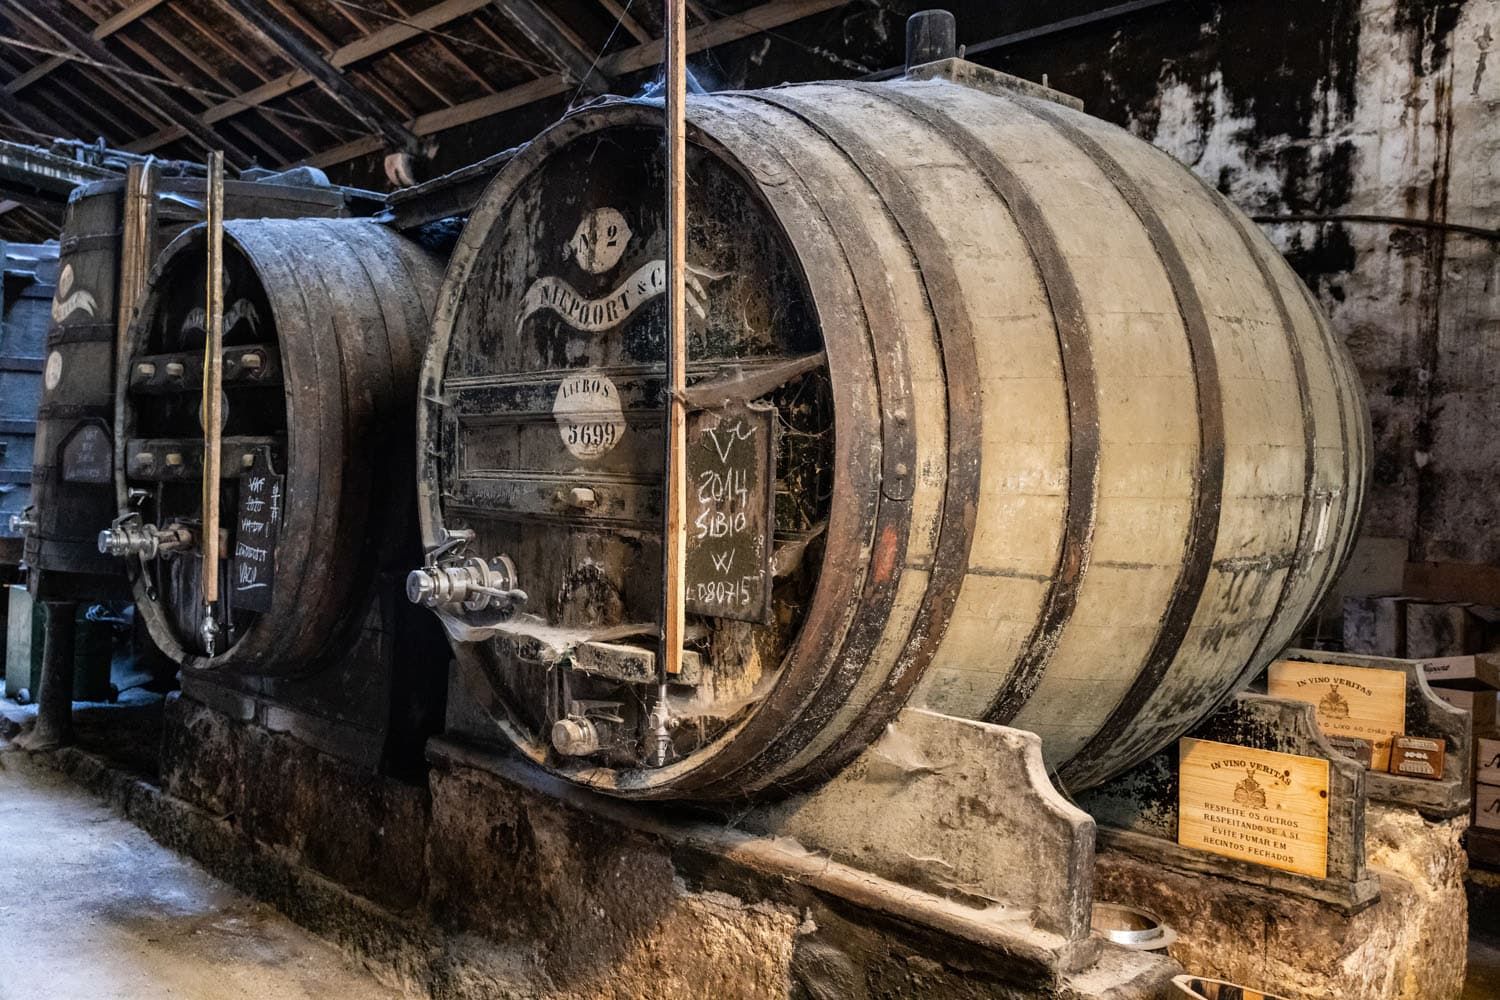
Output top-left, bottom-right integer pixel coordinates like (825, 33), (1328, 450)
(26, 176), (352, 599)
(421, 76), (1370, 799)
(115, 218), (441, 674)
(0, 242), (58, 575)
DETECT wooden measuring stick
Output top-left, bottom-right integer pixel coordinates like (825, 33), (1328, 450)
(660, 0), (687, 679)
(202, 151), (225, 608)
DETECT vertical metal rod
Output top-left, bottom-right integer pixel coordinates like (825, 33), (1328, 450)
(201, 151), (225, 649)
(660, 0), (687, 686)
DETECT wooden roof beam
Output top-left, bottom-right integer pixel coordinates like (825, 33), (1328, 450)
(306, 0), (851, 170)
(3, 0), (167, 96)
(597, 0), (653, 45)
(0, 80), (72, 139)
(215, 0), (421, 155)
(127, 0), (490, 154)
(5, 0), (256, 165)
(99, 3), (315, 158)
(486, 0), (611, 92)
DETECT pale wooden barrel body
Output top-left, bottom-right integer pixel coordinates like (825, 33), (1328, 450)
(422, 77), (1369, 799)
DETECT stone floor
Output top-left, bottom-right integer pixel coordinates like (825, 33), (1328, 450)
(0, 744), (410, 1000)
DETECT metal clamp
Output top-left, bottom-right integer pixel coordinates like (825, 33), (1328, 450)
(98, 512), (194, 559)
(406, 529), (527, 615)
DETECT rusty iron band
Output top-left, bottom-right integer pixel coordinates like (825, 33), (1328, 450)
(757, 84), (985, 791)
(855, 84), (1107, 724)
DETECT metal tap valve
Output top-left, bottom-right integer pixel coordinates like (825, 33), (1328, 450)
(407, 531), (526, 614)
(98, 514), (194, 559)
(8, 506), (35, 535)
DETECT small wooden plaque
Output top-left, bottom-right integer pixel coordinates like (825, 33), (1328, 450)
(1326, 736), (1374, 769)
(1178, 738), (1330, 879)
(1268, 659), (1407, 770)
(1387, 735), (1445, 780)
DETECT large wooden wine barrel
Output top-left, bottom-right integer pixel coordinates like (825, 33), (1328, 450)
(26, 175), (353, 601)
(0, 242), (58, 578)
(420, 73), (1370, 800)
(113, 218), (441, 674)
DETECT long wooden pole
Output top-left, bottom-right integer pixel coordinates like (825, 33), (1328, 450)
(201, 151), (225, 640)
(660, 0), (687, 687)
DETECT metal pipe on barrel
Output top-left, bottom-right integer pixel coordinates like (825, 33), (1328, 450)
(200, 151), (225, 655)
(654, 0), (688, 765)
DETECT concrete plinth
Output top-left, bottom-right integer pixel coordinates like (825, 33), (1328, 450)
(148, 694), (1178, 999)
(1095, 801), (1469, 999)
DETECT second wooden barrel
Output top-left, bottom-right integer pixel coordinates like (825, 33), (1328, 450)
(27, 174), (355, 601)
(418, 73), (1370, 799)
(109, 218), (441, 674)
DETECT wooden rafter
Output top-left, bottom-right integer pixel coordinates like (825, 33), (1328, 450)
(159, 1), (343, 151)
(269, 0), (427, 117)
(0, 76), (71, 139)
(486, 0), (611, 92)
(215, 0), (420, 154)
(95, 2), (315, 157)
(384, 0), (494, 96)
(3, 0), (167, 96)
(127, 0), (490, 155)
(306, 0), (850, 170)
(597, 0), (653, 44)
(4, 0), (255, 164)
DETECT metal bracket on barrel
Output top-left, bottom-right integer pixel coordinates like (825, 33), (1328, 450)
(1077, 691), (1380, 913)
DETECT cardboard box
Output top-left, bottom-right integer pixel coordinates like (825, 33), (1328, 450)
(1478, 736), (1500, 787)
(1432, 687), (1498, 731)
(1343, 595), (1409, 657)
(1476, 783), (1500, 831)
(1420, 653), (1500, 692)
(1406, 601), (1492, 659)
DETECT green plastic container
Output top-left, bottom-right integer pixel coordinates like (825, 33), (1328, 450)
(24, 602), (113, 703)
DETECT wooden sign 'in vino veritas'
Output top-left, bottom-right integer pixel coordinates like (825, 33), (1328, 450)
(1178, 738), (1331, 880)
(1267, 659), (1407, 770)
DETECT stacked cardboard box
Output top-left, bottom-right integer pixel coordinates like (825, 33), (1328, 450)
(1344, 595), (1500, 660)
(1345, 596), (1500, 845)
(1421, 655), (1500, 844)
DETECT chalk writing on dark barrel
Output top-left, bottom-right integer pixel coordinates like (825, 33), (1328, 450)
(233, 450), (281, 613)
(685, 400), (776, 624)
